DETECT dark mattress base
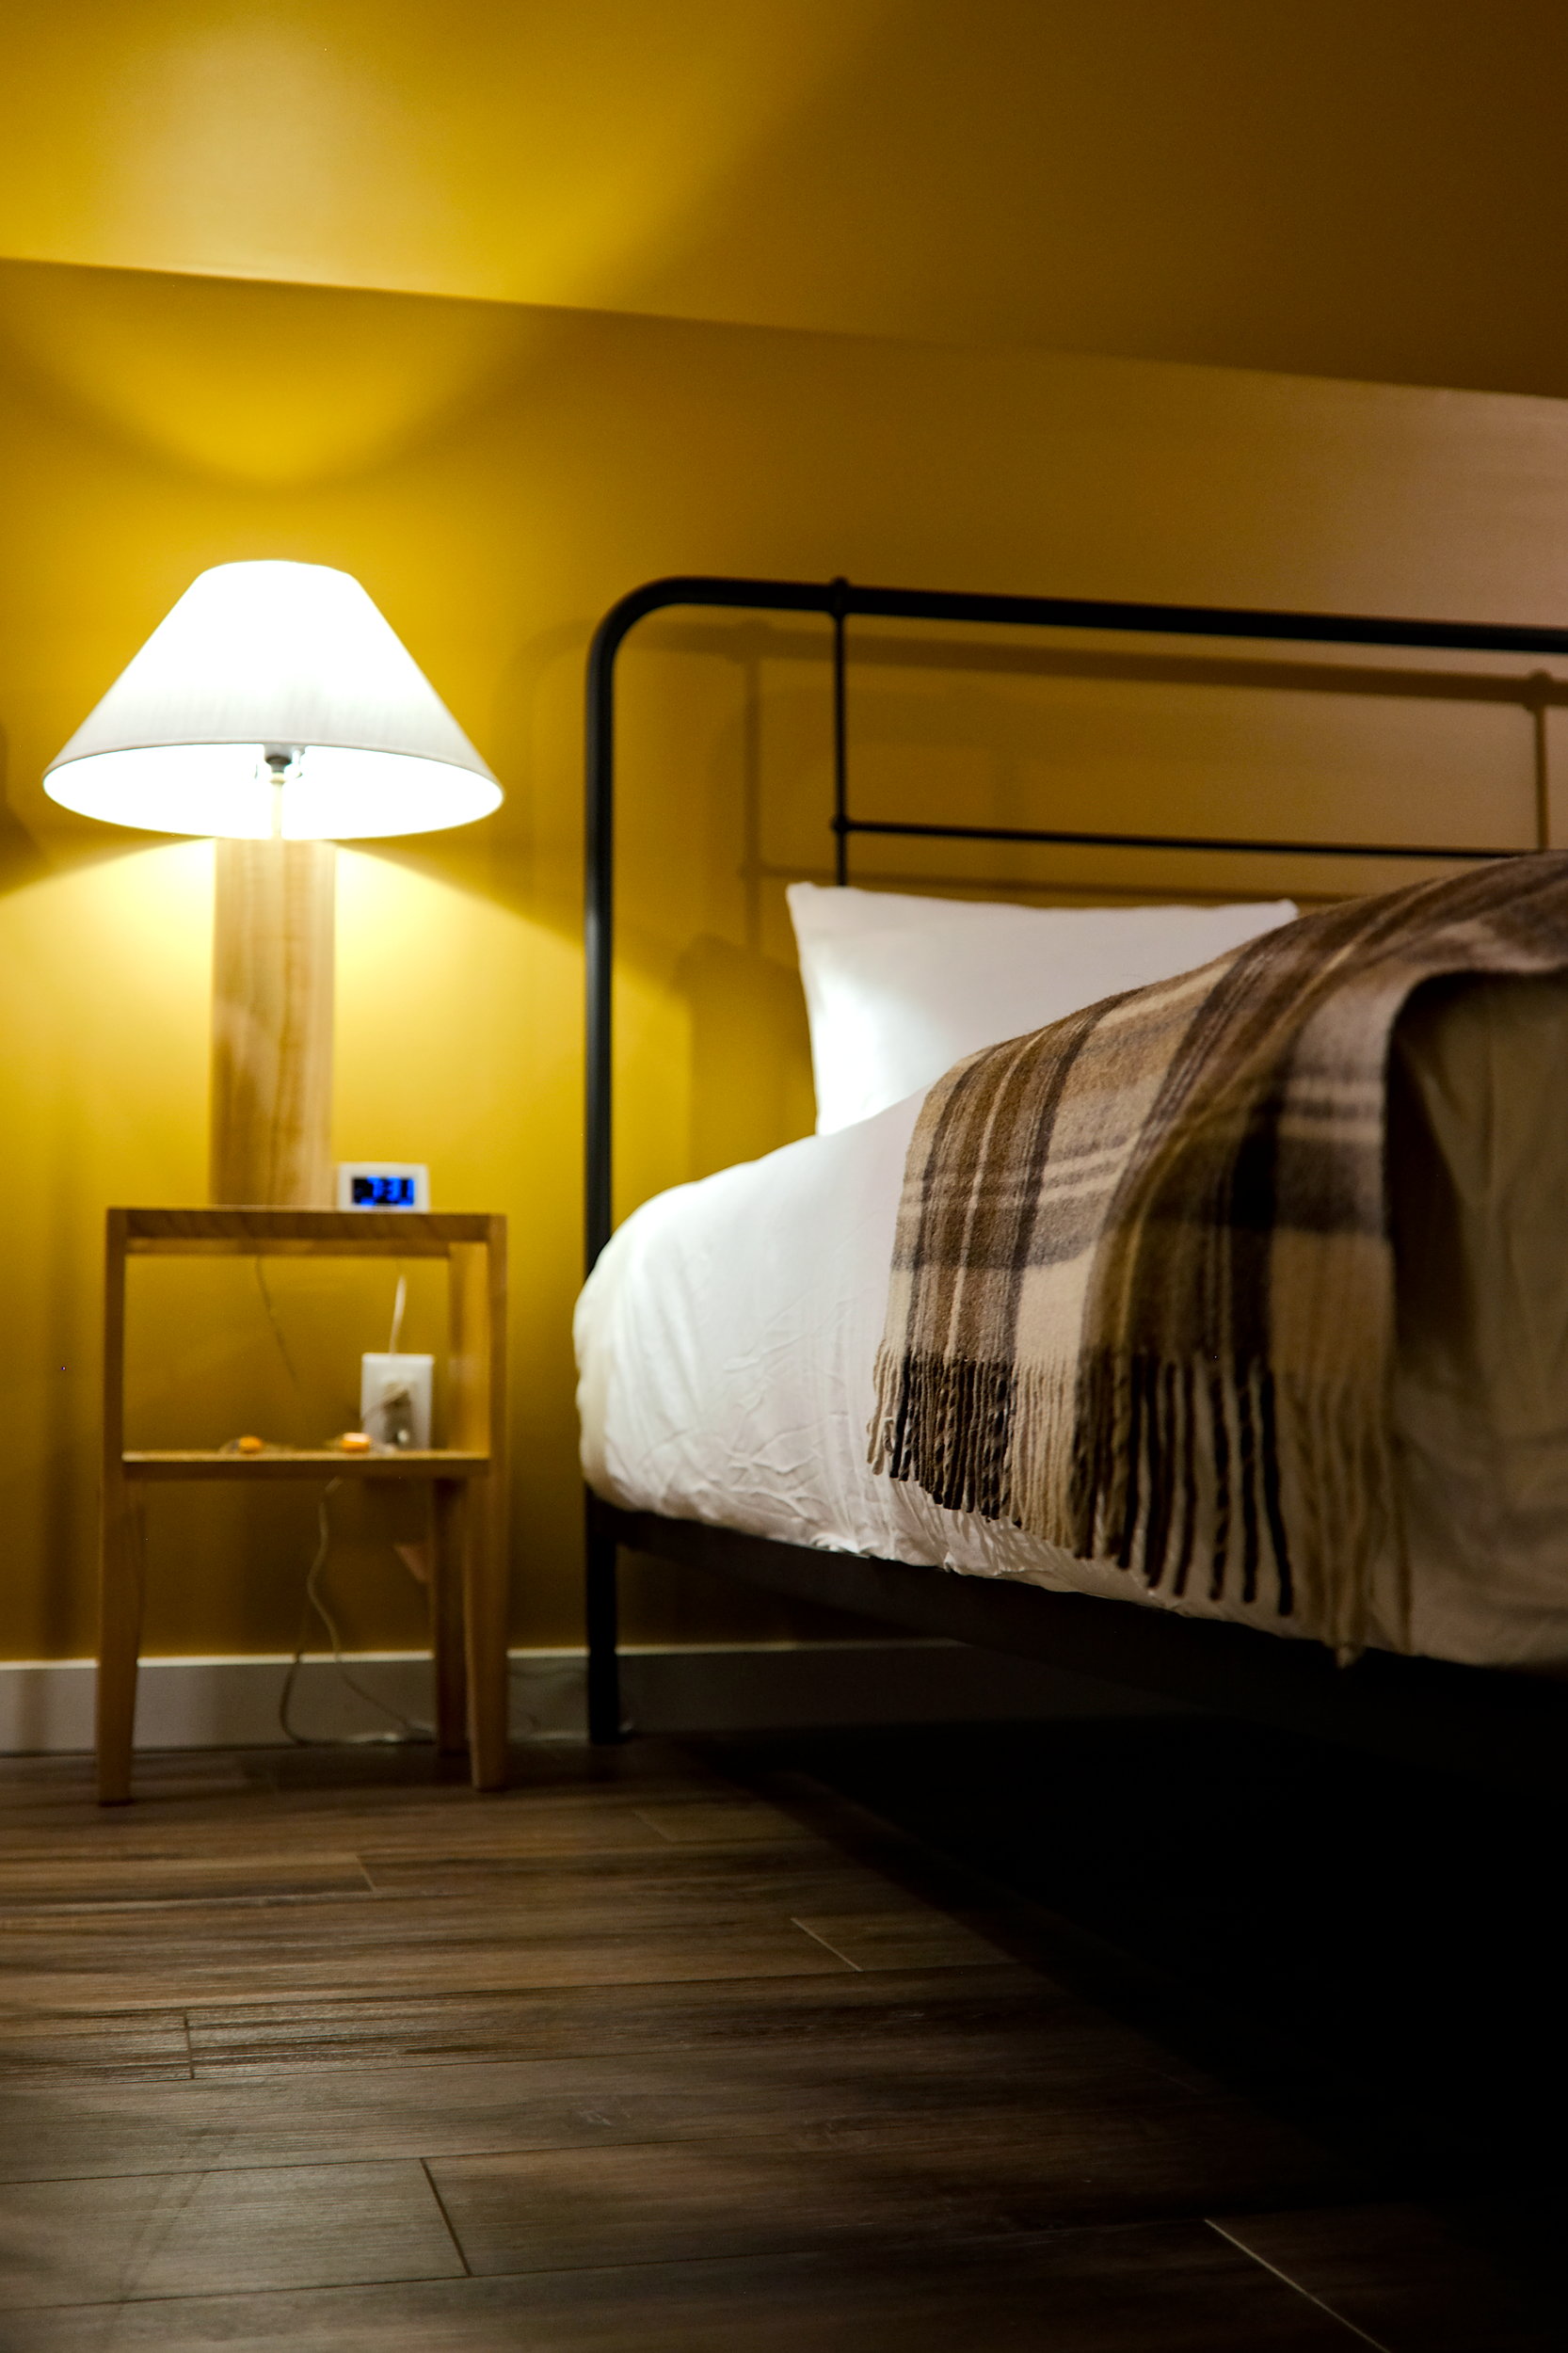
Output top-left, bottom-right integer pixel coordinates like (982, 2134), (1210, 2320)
(588, 1499), (1568, 1798)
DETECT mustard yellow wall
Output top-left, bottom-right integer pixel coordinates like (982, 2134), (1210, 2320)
(5, 252), (1568, 1658)
(6, 3), (1568, 399)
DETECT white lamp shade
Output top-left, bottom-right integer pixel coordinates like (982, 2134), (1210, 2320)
(43, 561), (503, 840)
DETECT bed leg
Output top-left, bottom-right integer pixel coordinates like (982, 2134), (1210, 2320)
(584, 1491), (625, 1743)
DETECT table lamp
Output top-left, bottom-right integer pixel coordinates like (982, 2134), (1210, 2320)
(43, 561), (501, 1207)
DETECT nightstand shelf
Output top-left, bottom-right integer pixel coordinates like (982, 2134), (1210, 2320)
(101, 1207), (508, 1804)
(122, 1449), (491, 1480)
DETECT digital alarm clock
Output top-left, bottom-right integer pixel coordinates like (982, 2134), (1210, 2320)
(335, 1161), (430, 1211)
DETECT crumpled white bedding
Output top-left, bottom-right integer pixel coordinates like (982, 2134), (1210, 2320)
(577, 973), (1568, 1671)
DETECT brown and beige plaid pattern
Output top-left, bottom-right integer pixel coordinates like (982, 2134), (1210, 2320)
(871, 854), (1568, 1654)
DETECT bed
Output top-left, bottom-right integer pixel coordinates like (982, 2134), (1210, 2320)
(576, 573), (1568, 1793)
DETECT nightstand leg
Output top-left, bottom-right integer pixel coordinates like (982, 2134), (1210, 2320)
(463, 1473), (509, 1791)
(430, 1480), (470, 1755)
(97, 1468), (141, 1805)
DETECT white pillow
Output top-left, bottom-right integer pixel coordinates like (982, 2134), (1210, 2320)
(787, 882), (1298, 1134)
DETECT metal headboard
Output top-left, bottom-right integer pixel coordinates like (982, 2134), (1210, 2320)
(584, 571), (1568, 1275)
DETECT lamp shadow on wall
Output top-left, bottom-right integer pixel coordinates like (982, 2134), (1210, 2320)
(681, 936), (814, 1176)
(0, 725), (50, 895)
(35, 1082), (89, 1661)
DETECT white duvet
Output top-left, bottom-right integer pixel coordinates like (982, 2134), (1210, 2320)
(577, 974), (1568, 1672)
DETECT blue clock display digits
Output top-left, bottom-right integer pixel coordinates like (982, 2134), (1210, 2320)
(352, 1175), (416, 1207)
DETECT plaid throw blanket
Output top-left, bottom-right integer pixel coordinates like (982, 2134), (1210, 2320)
(870, 854), (1568, 1655)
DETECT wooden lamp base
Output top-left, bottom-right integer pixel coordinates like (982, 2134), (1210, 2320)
(210, 838), (335, 1207)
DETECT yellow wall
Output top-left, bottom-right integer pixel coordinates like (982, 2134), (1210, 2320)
(6, 2), (1568, 399)
(5, 251), (1568, 1659)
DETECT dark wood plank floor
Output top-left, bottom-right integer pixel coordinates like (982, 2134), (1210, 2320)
(0, 1732), (1557, 2348)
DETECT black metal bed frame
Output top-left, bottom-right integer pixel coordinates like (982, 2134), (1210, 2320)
(583, 572), (1568, 1789)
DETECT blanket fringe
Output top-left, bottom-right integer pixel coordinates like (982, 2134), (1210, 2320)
(874, 1343), (1398, 1651)
(870, 1344), (1021, 1521)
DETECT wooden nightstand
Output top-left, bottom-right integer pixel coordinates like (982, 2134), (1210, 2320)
(100, 1208), (508, 1804)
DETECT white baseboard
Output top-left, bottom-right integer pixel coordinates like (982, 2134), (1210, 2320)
(0, 1641), (1174, 1755)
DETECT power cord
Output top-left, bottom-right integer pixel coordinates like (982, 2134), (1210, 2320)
(252, 1264), (436, 1748)
(277, 1480), (436, 1748)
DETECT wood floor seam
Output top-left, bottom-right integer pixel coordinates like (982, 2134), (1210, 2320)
(787, 1917), (863, 1970)
(1204, 2219), (1394, 2350)
(421, 2154), (474, 2279)
(0, 2151), (491, 2189)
